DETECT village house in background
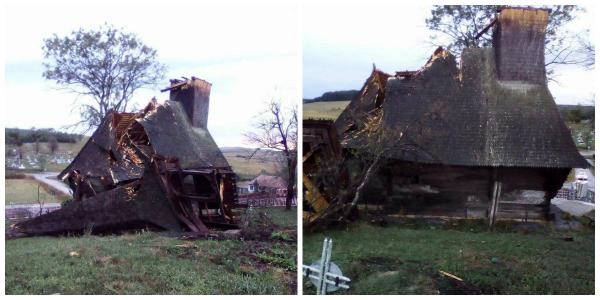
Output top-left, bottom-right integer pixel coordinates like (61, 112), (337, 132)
(237, 174), (294, 207)
(238, 174), (288, 196)
(304, 7), (589, 225)
(9, 77), (240, 237)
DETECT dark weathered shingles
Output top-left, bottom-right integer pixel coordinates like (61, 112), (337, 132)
(137, 101), (230, 169)
(348, 48), (587, 169)
(57, 114), (116, 179)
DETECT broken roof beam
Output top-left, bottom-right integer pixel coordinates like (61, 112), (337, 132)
(474, 18), (497, 40)
(160, 80), (187, 92)
(395, 70), (418, 79)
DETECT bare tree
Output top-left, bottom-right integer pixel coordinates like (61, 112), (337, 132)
(34, 140), (41, 154)
(307, 103), (444, 231)
(42, 24), (166, 132)
(306, 110), (396, 229)
(17, 147), (25, 163)
(245, 99), (297, 210)
(37, 184), (46, 217)
(48, 135), (59, 154)
(578, 29), (595, 69)
(31, 128), (41, 154)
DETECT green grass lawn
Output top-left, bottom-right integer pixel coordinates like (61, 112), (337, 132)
(303, 101), (349, 120)
(5, 179), (64, 205)
(258, 206), (297, 228)
(303, 221), (594, 295)
(5, 207), (297, 295)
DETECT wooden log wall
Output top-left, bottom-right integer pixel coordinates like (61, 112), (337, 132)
(355, 160), (569, 221)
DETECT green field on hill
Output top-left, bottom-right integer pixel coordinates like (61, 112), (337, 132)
(303, 100), (349, 120)
(5, 179), (65, 205)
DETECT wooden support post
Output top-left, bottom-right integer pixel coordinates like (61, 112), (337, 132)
(489, 182), (497, 227)
(489, 181), (502, 227)
(495, 182), (502, 223)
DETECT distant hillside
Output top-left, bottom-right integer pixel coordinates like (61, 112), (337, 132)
(303, 95), (594, 149)
(303, 90), (359, 103)
(220, 147), (284, 161)
(305, 90), (594, 121)
(303, 100), (349, 120)
(5, 140), (284, 181)
(5, 128), (85, 145)
(220, 147), (285, 181)
(557, 105), (594, 123)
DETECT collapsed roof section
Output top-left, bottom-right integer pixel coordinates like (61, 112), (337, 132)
(334, 66), (390, 135)
(337, 7), (587, 170)
(12, 78), (238, 237)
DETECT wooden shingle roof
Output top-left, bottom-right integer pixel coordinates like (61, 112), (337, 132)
(338, 48), (588, 169)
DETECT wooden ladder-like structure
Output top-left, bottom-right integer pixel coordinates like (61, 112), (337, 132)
(152, 156), (238, 234)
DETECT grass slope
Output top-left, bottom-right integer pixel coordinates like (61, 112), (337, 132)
(6, 233), (294, 295)
(6, 208), (297, 295)
(303, 221), (594, 295)
(257, 207), (297, 228)
(220, 147), (285, 181)
(5, 179), (63, 205)
(224, 155), (283, 181)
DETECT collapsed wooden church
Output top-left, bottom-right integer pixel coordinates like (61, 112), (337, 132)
(313, 8), (588, 223)
(10, 77), (239, 237)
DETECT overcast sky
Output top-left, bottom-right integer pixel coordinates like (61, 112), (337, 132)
(2, 1), (596, 148)
(3, 0), (299, 147)
(303, 3), (595, 105)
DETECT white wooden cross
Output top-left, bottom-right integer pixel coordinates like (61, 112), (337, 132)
(302, 237), (351, 295)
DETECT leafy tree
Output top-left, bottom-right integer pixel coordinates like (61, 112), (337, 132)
(425, 5), (589, 77)
(567, 107), (584, 123)
(42, 24), (166, 132)
(5, 128), (82, 144)
(8, 132), (23, 147)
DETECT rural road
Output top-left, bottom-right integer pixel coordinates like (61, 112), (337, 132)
(26, 172), (72, 196)
(585, 158), (595, 190)
(6, 203), (62, 210)
(570, 164), (595, 191)
(5, 203), (62, 220)
(550, 198), (594, 218)
(583, 167), (595, 191)
(579, 150), (595, 159)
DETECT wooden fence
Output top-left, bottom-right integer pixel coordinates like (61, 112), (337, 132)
(237, 192), (297, 207)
